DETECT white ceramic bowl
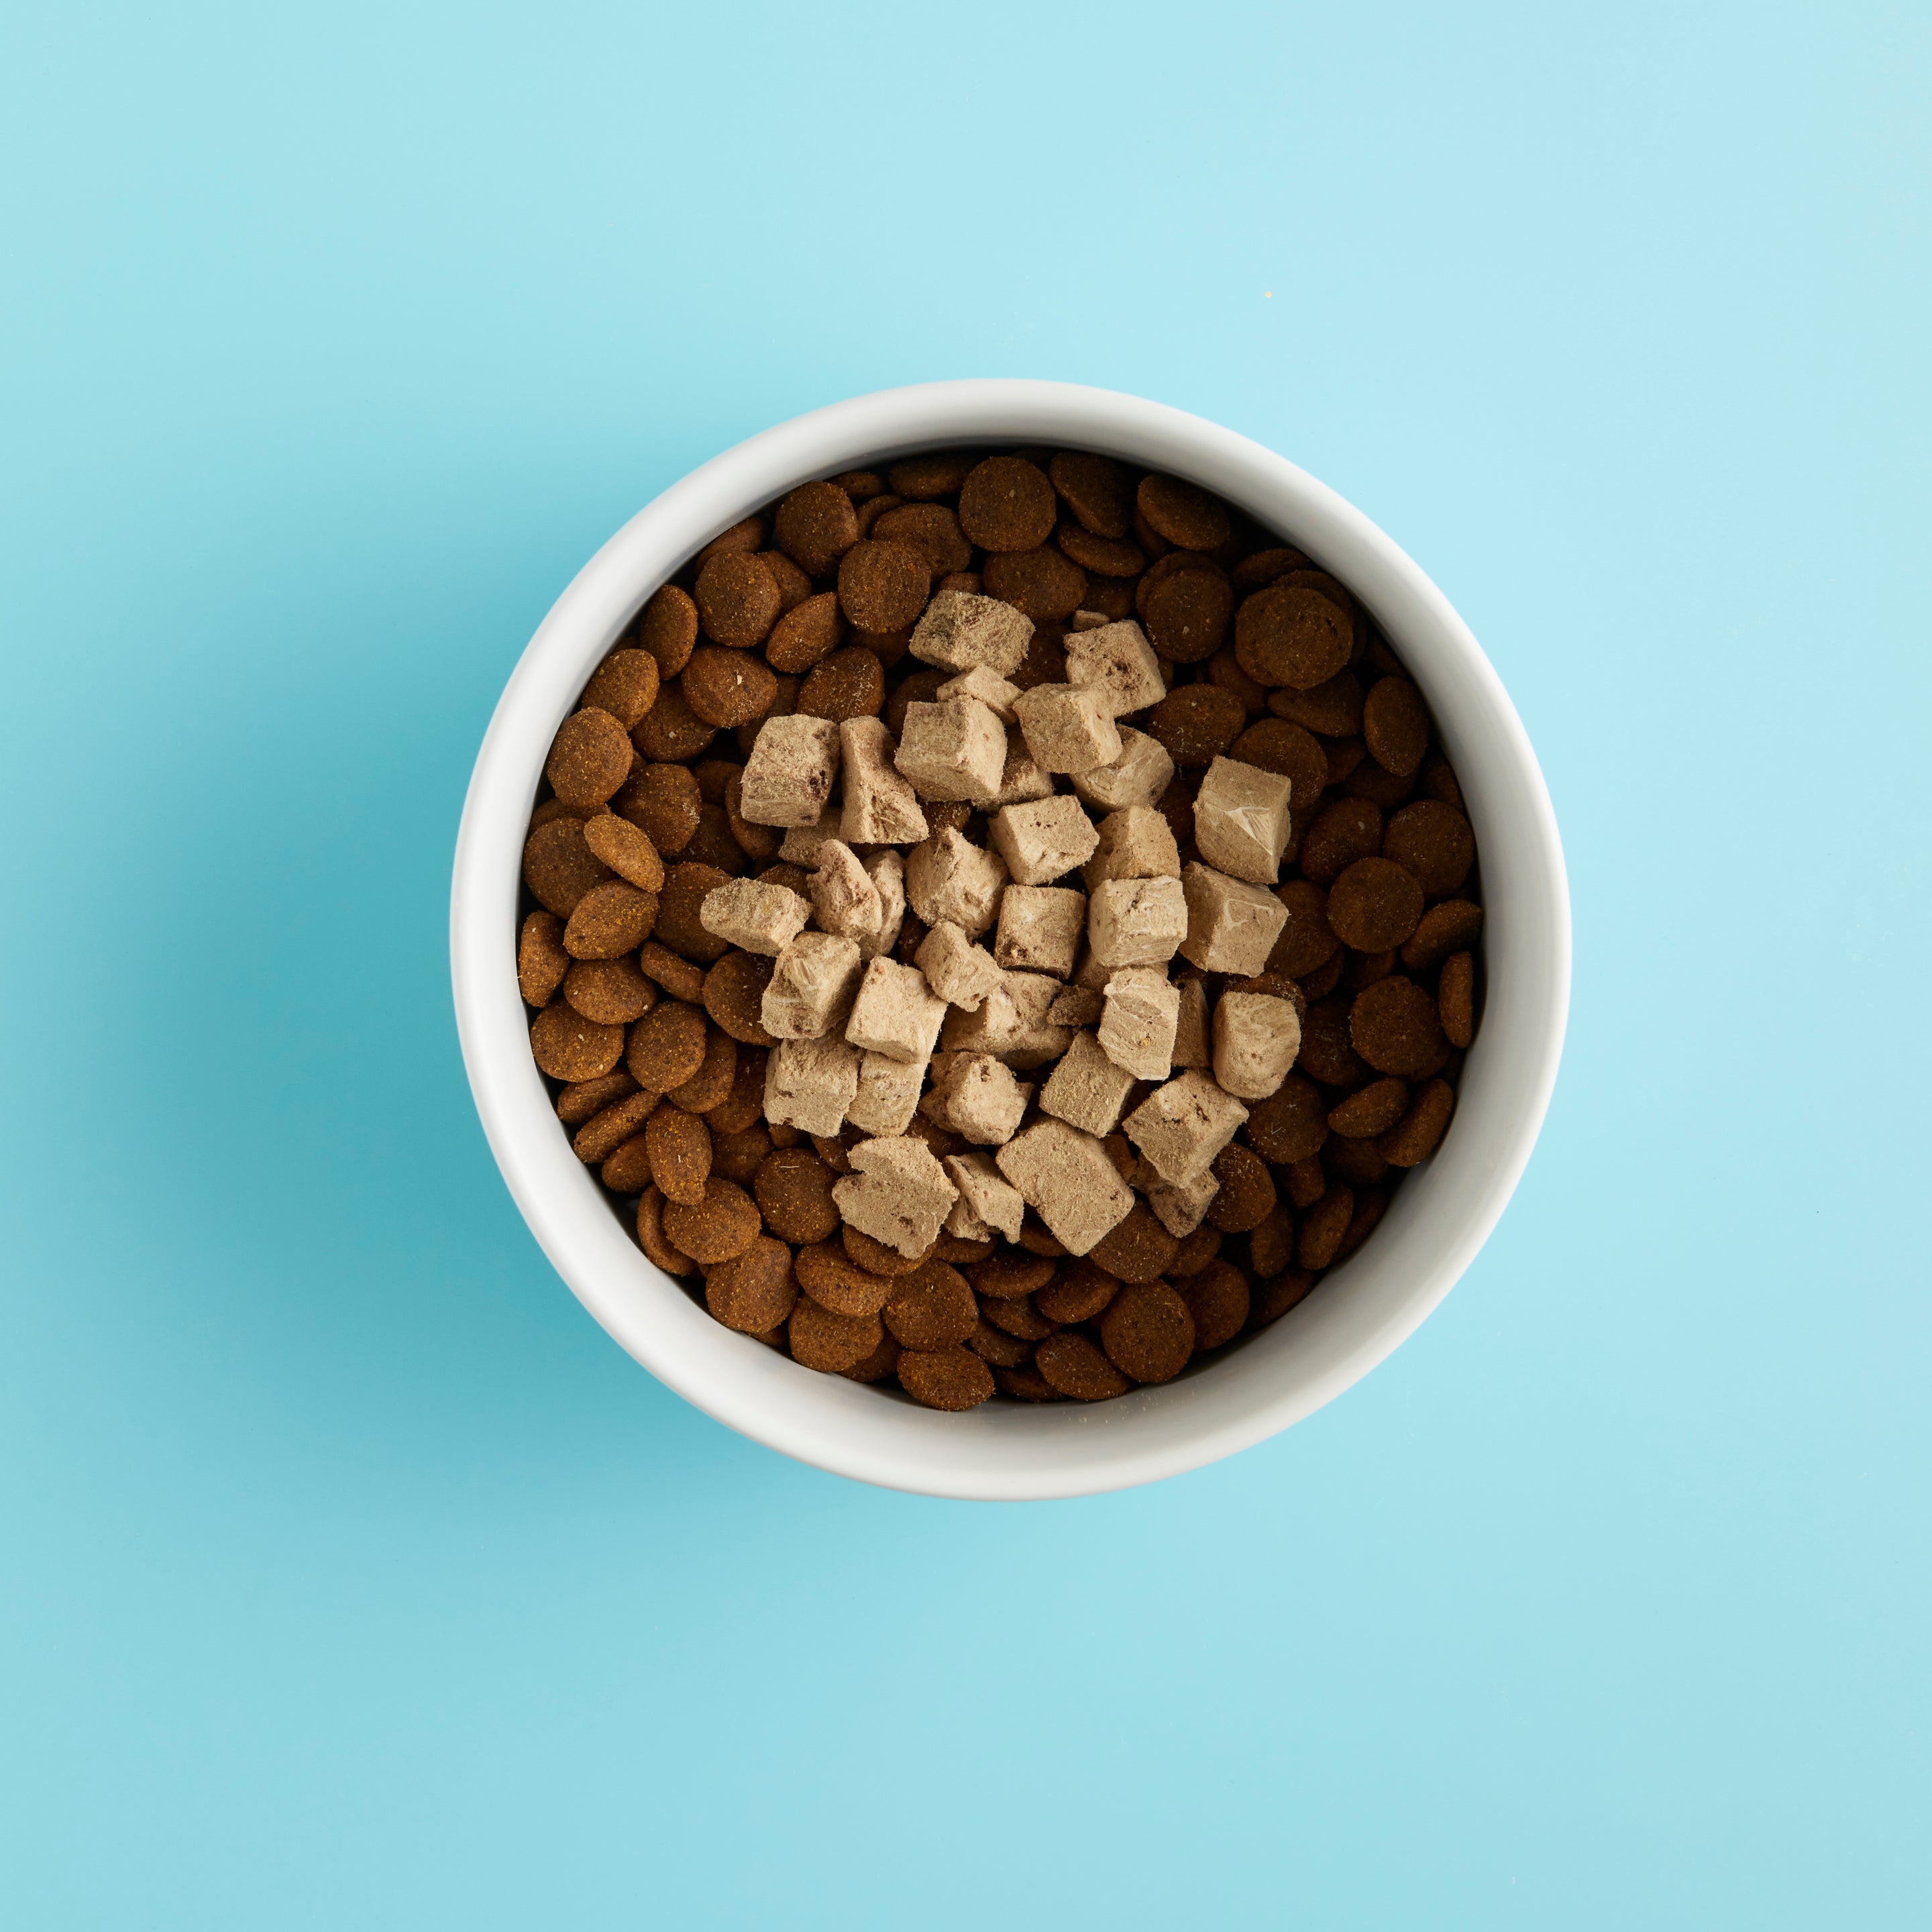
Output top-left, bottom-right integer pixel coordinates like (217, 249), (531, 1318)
(451, 380), (1570, 1499)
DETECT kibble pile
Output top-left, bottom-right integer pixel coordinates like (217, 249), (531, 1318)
(517, 450), (1482, 1411)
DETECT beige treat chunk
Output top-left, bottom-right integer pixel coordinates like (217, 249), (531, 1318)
(1193, 755), (1294, 885)
(845, 955), (947, 1064)
(809, 839), (884, 947)
(1012, 683), (1122, 774)
(940, 971), (1074, 1069)
(995, 1120), (1136, 1256)
(861, 847), (906, 960)
(839, 716), (929, 845)
(989, 796), (1099, 885)
(739, 714), (841, 826)
(894, 698), (1007, 804)
(1068, 608), (1111, 632)
(1173, 973), (1212, 1068)
(1064, 619), (1165, 718)
(778, 804), (843, 868)
(1039, 1030), (1137, 1138)
(763, 1033), (861, 1137)
(1047, 985), (1104, 1026)
(1178, 862), (1291, 975)
(1147, 1168), (1221, 1239)
(760, 931), (863, 1039)
(943, 1152), (1026, 1243)
(915, 920), (1003, 1011)
(921, 1052), (1031, 1144)
(1069, 944), (1113, 992)
(994, 885), (1086, 978)
(1087, 875), (1189, 969)
(991, 742), (1055, 806)
(832, 1136), (959, 1259)
(698, 877), (809, 956)
(1069, 727), (1176, 812)
(1099, 967), (1181, 1081)
(1083, 806), (1181, 888)
(1122, 1070), (1250, 1186)
(1213, 991), (1303, 1100)
(935, 663), (1020, 722)
(845, 1049), (928, 1136)
(908, 588), (1034, 676)
(905, 826), (1008, 936)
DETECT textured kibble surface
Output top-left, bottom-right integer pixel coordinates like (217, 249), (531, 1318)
(514, 451), (1484, 1410)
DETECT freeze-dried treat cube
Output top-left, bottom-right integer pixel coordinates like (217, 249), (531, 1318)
(1099, 967), (1180, 1081)
(943, 1152), (1025, 1243)
(698, 877), (809, 955)
(845, 1049), (927, 1136)
(1178, 862), (1291, 975)
(894, 698), (1007, 803)
(1039, 1030), (1137, 1138)
(845, 955), (947, 1064)
(764, 1033), (861, 1136)
(991, 742), (1055, 806)
(1064, 619), (1165, 718)
(861, 847), (906, 960)
(760, 931), (863, 1039)
(1046, 985), (1104, 1026)
(989, 796), (1099, 885)
(810, 839), (884, 947)
(1146, 1168), (1220, 1239)
(1193, 755), (1294, 885)
(908, 588), (1034, 676)
(1069, 727), (1175, 812)
(994, 885), (1086, 978)
(1122, 1071), (1250, 1186)
(1212, 990), (1303, 1099)
(935, 663), (1020, 722)
(1087, 875), (1189, 968)
(778, 804), (843, 868)
(831, 1136), (959, 1258)
(839, 716), (928, 846)
(995, 1120), (1135, 1256)
(921, 1053), (1030, 1144)
(904, 826), (1008, 936)
(1011, 683), (1122, 774)
(1173, 973), (1212, 1068)
(915, 919), (1002, 1011)
(1083, 806), (1181, 888)
(939, 971), (1073, 1069)
(739, 714), (841, 826)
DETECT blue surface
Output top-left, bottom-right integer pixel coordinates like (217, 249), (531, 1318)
(3, 4), (1927, 1925)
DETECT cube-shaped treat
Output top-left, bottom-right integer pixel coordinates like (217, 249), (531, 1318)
(989, 796), (1099, 885)
(995, 1120), (1136, 1256)
(994, 885), (1086, 978)
(1099, 967), (1181, 1081)
(939, 971), (1073, 1070)
(1178, 862), (1291, 975)
(921, 1052), (1030, 1145)
(894, 698), (1007, 804)
(1046, 984), (1104, 1026)
(698, 877), (810, 956)
(760, 931), (863, 1040)
(1212, 990), (1303, 1099)
(831, 1136), (959, 1259)
(1012, 683), (1122, 775)
(1039, 1029), (1137, 1138)
(936, 663), (1020, 722)
(1146, 1167), (1220, 1239)
(915, 919), (1003, 1011)
(1069, 727), (1175, 812)
(1064, 619), (1165, 718)
(1087, 875), (1189, 968)
(991, 742), (1055, 806)
(763, 1033), (861, 1138)
(1172, 973), (1212, 1068)
(860, 847), (906, 960)
(778, 804), (843, 868)
(839, 716), (928, 846)
(908, 589), (1034, 677)
(1083, 806), (1181, 888)
(1121, 1070), (1250, 1187)
(943, 1151), (1026, 1244)
(810, 839), (885, 947)
(739, 715), (841, 826)
(845, 955), (947, 1064)
(1193, 755), (1293, 885)
(905, 826), (1008, 936)
(845, 1049), (928, 1136)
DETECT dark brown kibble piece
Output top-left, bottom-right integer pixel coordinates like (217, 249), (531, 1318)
(1080, 578), (1136, 621)
(1169, 1225), (1224, 1276)
(1439, 953), (1476, 1049)
(1137, 474), (1230, 552)
(694, 949), (773, 1046)
(1250, 1269), (1317, 1328)
(1401, 900), (1483, 972)
(1299, 800), (1383, 888)
(527, 798), (579, 831)
(1248, 1207), (1294, 1279)
(1180, 1260), (1250, 1351)
(965, 1318), (1032, 1366)
(1421, 754), (1465, 809)
(645, 1106), (712, 1206)
(1243, 1075), (1329, 1163)
(840, 1225), (926, 1279)
(765, 592), (845, 675)
(1297, 996), (1369, 1089)
(871, 502), (971, 580)
(839, 1333), (903, 1383)
(982, 545), (1087, 621)
(626, 999), (708, 1092)
(1297, 1185), (1354, 1270)
(562, 880), (656, 959)
(682, 647), (777, 729)
(1142, 568), (1234, 664)
(1089, 1203), (1182, 1284)
(968, 1250), (1056, 1299)
(789, 1297), (883, 1373)
(1235, 586), (1352, 690)
(1208, 646), (1269, 715)
(1056, 521), (1144, 578)
(669, 1026), (737, 1112)
(898, 1347), (995, 1411)
(957, 455), (1057, 552)
(1284, 1155), (1327, 1209)
(612, 762), (701, 854)
(1340, 948), (1397, 995)
(531, 1000), (625, 1081)
(637, 1185), (697, 1275)
(724, 773), (780, 862)
(773, 480), (861, 577)
(1034, 1332), (1134, 1401)
(1050, 451), (1133, 538)
(1378, 1077), (1455, 1167)
(709, 1123), (771, 1186)
(1265, 879), (1341, 979)
(888, 451), (975, 500)
(519, 910), (570, 1007)
(1206, 1144), (1275, 1232)
(1146, 684), (1246, 768)
(757, 550), (811, 613)
(653, 861), (734, 962)
(1231, 546), (1311, 590)
(706, 1049), (767, 1134)
(1337, 1188), (1388, 1257)
(580, 648), (661, 729)
(1326, 857), (1424, 952)
(679, 801), (746, 875)
(1269, 669), (1363, 737)
(1100, 1280), (1195, 1383)
(754, 1148), (840, 1243)
(523, 817), (612, 917)
(1230, 718), (1327, 811)
(1328, 1078), (1409, 1138)
(1325, 1134), (1389, 1186)
(571, 1088), (657, 1164)
(600, 1134), (655, 1195)
(1383, 800), (1474, 898)
(582, 813), (665, 892)
(705, 1236), (796, 1335)
(564, 954), (654, 1024)
(631, 684), (718, 763)
(837, 540), (930, 633)
(979, 1293), (1058, 1340)
(883, 1261), (979, 1350)
(631, 584), (698, 677)
(694, 551), (782, 649)
(1034, 1258), (1120, 1325)
(1342, 752), (1417, 810)
(1362, 677), (1431, 776)
(696, 518), (765, 563)
(790, 1240), (893, 1318)
(660, 1177), (760, 1263)
(638, 942), (707, 1003)
(796, 647), (885, 722)
(1350, 976), (1444, 1077)
(997, 1364), (1063, 1401)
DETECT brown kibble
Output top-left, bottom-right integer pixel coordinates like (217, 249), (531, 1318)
(1034, 1257), (1120, 1324)
(773, 480), (861, 577)
(695, 551), (782, 649)
(555, 1068), (637, 1125)
(958, 455), (1057, 552)
(754, 1147), (840, 1243)
(645, 1106), (712, 1205)
(1326, 1134), (1389, 1186)
(1080, 578), (1136, 621)
(626, 999), (708, 1092)
(979, 1293), (1058, 1340)
(582, 812), (666, 892)
(1056, 521), (1144, 578)
(600, 1133), (655, 1194)
(1142, 567), (1234, 664)
(1248, 1206), (1294, 1278)
(1340, 947), (1397, 995)
(871, 502), (971, 579)
(757, 550), (811, 613)
(1342, 753), (1417, 810)
(1234, 586), (1352, 690)
(709, 1123), (771, 1186)
(1035, 1332), (1134, 1400)
(696, 518), (765, 563)
(1206, 1144), (1276, 1232)
(660, 1177), (760, 1263)
(1089, 1203), (1182, 1285)
(765, 591), (845, 674)
(1230, 546), (1311, 590)
(572, 1087), (657, 1163)
(965, 1317), (1032, 1366)
(1328, 1078), (1409, 1138)
(724, 771), (780, 861)
(1296, 1185), (1354, 1269)
(523, 816), (612, 918)
(612, 762), (701, 854)
(1230, 718), (1327, 811)
(897, 1347), (995, 1411)
(1050, 451), (1133, 539)
(631, 684), (718, 763)
(883, 1260), (979, 1350)
(1378, 1077), (1455, 1167)
(519, 910), (570, 1007)
(706, 1047), (767, 1134)
(1169, 1224), (1224, 1276)
(888, 451), (975, 499)
(983, 545), (1087, 621)
(796, 647), (885, 723)
(1297, 996), (1368, 1088)
(842, 1226), (929, 1279)
(1137, 474), (1231, 552)
(1350, 975), (1444, 1077)
(1243, 1075), (1329, 1163)
(1146, 683), (1246, 768)
(527, 798), (579, 831)
(1326, 857), (1424, 952)
(789, 1296), (883, 1373)
(1383, 800), (1474, 897)
(1264, 879), (1341, 979)
(680, 801), (747, 876)
(1362, 677), (1431, 776)
(630, 584), (698, 677)
(794, 1240), (896, 1317)
(653, 861), (735, 962)
(1299, 799), (1383, 887)
(837, 541), (930, 633)
(563, 880), (656, 959)
(1439, 952), (1476, 1049)
(530, 1000), (625, 1081)
(1284, 1155), (1327, 1209)
(580, 648), (661, 730)
(997, 1364), (1064, 1401)
(839, 1332), (904, 1383)
(1401, 900), (1483, 972)
(564, 953), (654, 1024)
(1208, 646), (1269, 715)
(682, 647), (777, 729)
(702, 949), (777, 1046)
(1320, 737), (1367, 788)
(669, 1026), (737, 1112)
(967, 1250), (1056, 1299)
(638, 941), (707, 1003)
(1179, 1260), (1250, 1350)
(705, 1236), (797, 1334)
(1250, 1268), (1317, 1328)
(1267, 669), (1362, 737)
(637, 1185), (698, 1275)
(1099, 1280), (1195, 1383)
(1421, 754), (1465, 809)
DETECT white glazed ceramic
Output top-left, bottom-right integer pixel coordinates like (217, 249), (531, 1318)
(451, 380), (1570, 1500)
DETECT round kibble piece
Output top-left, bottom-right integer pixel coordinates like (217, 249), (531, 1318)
(1326, 857), (1424, 952)
(660, 1177), (760, 1264)
(706, 1047), (767, 1134)
(1326, 1135), (1389, 1186)
(653, 861), (735, 962)
(1297, 996), (1368, 1088)
(581, 648), (661, 729)
(997, 1364), (1063, 1401)
(758, 550), (811, 612)
(555, 1069), (637, 1124)
(966, 1317), (1033, 1366)
(1230, 718), (1328, 811)
(669, 1026), (737, 1112)
(1050, 451), (1133, 539)
(564, 880), (656, 959)
(1362, 677), (1431, 777)
(682, 802), (747, 875)
(637, 1185), (697, 1275)
(1251, 1268), (1318, 1327)
(1206, 1144), (1276, 1232)
(957, 456), (1057, 552)
(631, 685), (718, 763)
(519, 910), (570, 1007)
(837, 541), (930, 632)
(1265, 879), (1341, 979)
(1143, 568), (1234, 664)
(888, 451), (975, 500)
(1299, 800), (1383, 888)
(883, 1261), (979, 1350)
(1379, 1077), (1455, 1167)
(631, 584), (698, 676)
(1137, 474), (1230, 552)
(789, 1297), (883, 1373)
(1350, 975), (1445, 1077)
(844, 1225), (928, 1278)
(1170, 1225), (1224, 1277)
(613, 763), (700, 854)
(601, 1133), (655, 1194)
(705, 1235), (796, 1334)
(753, 1148), (840, 1243)
(773, 480), (860, 577)
(626, 999), (709, 1092)
(1234, 585), (1353, 690)
(765, 592), (845, 674)
(1297, 1185), (1354, 1269)
(839, 1332), (903, 1383)
(795, 1240), (896, 1317)
(1439, 951), (1476, 1048)
(582, 813), (665, 892)
(1100, 1281), (1196, 1383)
(979, 1293), (1057, 1340)
(898, 1347), (995, 1411)
(682, 647), (777, 729)
(1180, 1260), (1250, 1351)
(1401, 899), (1483, 972)
(530, 1001), (625, 1081)
(1146, 684), (1247, 769)
(1269, 669), (1363, 737)
(1232, 546), (1311, 589)
(1035, 1332), (1134, 1401)
(709, 1123), (770, 1186)
(523, 817), (612, 917)
(1034, 1258), (1120, 1325)
(1342, 753), (1417, 810)
(697, 517), (765, 562)
(1089, 1204), (1182, 1285)
(796, 647), (885, 722)
(981, 545), (1087, 621)
(694, 551), (782, 648)
(871, 502), (971, 580)
(1248, 1207), (1294, 1279)
(564, 955), (654, 1024)
(968, 1250), (1056, 1299)
(645, 1107), (710, 1205)
(1328, 1078), (1409, 1138)
(1056, 521), (1144, 578)
(1383, 800), (1474, 897)
(702, 950), (776, 1045)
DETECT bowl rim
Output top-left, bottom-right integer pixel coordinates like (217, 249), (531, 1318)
(450, 378), (1570, 1499)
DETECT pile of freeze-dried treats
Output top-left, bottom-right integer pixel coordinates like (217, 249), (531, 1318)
(517, 449), (1482, 1411)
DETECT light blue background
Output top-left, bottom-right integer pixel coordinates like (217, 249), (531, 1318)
(3, 3), (1927, 1925)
